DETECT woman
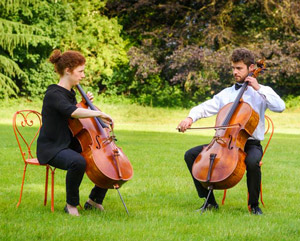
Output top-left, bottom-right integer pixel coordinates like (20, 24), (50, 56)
(37, 49), (113, 216)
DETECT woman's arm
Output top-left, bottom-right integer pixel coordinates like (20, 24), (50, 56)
(71, 108), (114, 127)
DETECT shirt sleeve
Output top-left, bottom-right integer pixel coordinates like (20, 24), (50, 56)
(188, 90), (225, 122)
(46, 91), (78, 118)
(257, 85), (285, 112)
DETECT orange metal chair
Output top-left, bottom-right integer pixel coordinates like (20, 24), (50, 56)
(221, 115), (274, 210)
(13, 110), (56, 212)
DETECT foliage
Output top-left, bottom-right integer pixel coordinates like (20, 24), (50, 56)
(1, 0), (299, 106)
(101, 63), (194, 107)
(0, 54), (22, 97)
(0, 0), (129, 99)
(61, 0), (129, 90)
(284, 95), (300, 109)
(0, 11), (49, 98)
(0, 0), (64, 98)
(105, 0), (300, 105)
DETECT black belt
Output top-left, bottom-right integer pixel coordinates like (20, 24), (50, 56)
(246, 139), (261, 146)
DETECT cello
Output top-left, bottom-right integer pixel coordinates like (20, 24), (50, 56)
(191, 60), (266, 211)
(68, 84), (133, 214)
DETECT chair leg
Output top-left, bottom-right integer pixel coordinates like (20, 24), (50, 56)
(222, 189), (227, 205)
(17, 163), (28, 208)
(51, 168), (56, 212)
(44, 165), (49, 206)
(260, 182), (265, 207)
(247, 192), (251, 212)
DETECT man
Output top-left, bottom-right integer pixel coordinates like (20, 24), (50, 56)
(177, 48), (285, 215)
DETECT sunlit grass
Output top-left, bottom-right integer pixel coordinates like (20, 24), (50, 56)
(1, 97), (300, 134)
(0, 99), (300, 241)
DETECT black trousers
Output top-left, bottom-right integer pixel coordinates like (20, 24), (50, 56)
(48, 148), (108, 206)
(184, 140), (263, 206)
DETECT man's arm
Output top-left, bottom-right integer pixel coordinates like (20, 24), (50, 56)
(246, 76), (285, 112)
(257, 86), (285, 112)
(177, 90), (226, 133)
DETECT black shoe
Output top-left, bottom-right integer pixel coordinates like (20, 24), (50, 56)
(197, 203), (219, 212)
(64, 205), (69, 213)
(84, 201), (104, 211)
(251, 205), (263, 215)
(84, 202), (93, 210)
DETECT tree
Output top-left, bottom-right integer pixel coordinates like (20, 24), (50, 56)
(61, 0), (129, 90)
(105, 0), (300, 104)
(0, 0), (129, 99)
(0, 1), (49, 98)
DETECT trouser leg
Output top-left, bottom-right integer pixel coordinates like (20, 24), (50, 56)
(48, 149), (86, 206)
(68, 138), (107, 205)
(244, 141), (263, 206)
(89, 186), (108, 204)
(184, 144), (217, 204)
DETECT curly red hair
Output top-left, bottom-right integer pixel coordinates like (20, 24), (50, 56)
(49, 49), (86, 76)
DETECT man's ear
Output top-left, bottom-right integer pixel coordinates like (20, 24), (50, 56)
(249, 64), (255, 72)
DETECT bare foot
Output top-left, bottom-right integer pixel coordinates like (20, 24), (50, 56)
(65, 204), (80, 216)
(86, 199), (104, 211)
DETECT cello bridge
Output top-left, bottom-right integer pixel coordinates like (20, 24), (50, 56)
(206, 136), (226, 151)
(102, 135), (117, 145)
(215, 136), (227, 145)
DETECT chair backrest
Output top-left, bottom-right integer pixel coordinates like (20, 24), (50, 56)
(13, 110), (42, 162)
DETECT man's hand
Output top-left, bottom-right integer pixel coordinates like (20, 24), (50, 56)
(177, 117), (193, 133)
(245, 76), (260, 91)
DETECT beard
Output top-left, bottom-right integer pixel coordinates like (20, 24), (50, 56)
(235, 76), (246, 83)
(235, 71), (249, 83)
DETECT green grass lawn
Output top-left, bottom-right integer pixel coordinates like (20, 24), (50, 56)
(0, 99), (299, 241)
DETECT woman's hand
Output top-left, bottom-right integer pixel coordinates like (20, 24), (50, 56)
(100, 112), (114, 129)
(86, 91), (94, 102)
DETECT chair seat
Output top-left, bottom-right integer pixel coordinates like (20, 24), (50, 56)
(25, 158), (42, 165)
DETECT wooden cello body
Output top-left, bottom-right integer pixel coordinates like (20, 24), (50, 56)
(68, 85), (133, 189)
(192, 99), (259, 190)
(192, 60), (265, 191)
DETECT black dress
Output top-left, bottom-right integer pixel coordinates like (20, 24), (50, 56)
(37, 84), (107, 206)
(37, 84), (78, 163)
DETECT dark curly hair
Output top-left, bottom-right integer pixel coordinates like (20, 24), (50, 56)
(49, 49), (86, 76)
(230, 48), (255, 67)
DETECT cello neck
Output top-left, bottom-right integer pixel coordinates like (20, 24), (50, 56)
(222, 81), (248, 126)
(76, 84), (108, 128)
(76, 84), (96, 110)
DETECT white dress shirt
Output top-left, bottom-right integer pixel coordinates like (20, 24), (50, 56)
(188, 84), (286, 140)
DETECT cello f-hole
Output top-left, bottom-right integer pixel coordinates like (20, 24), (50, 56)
(95, 135), (101, 149)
